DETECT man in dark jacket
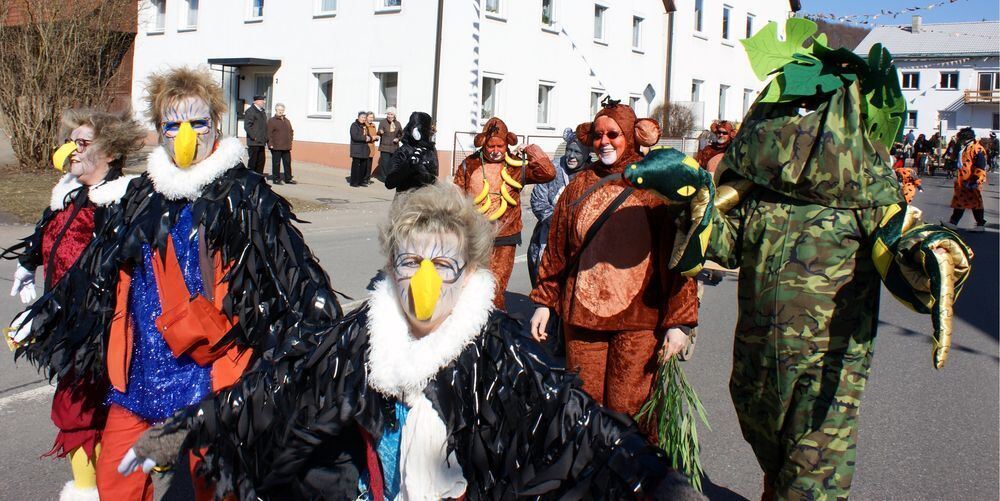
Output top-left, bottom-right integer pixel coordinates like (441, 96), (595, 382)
(266, 103), (295, 184)
(244, 95), (268, 174)
(349, 111), (370, 187)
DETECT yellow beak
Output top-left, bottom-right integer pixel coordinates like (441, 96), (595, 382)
(173, 121), (197, 168)
(52, 142), (77, 173)
(410, 259), (443, 321)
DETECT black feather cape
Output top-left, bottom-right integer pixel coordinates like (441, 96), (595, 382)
(15, 163), (343, 385)
(172, 306), (669, 500)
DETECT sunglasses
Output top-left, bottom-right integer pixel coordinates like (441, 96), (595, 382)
(591, 130), (622, 141)
(160, 118), (213, 138)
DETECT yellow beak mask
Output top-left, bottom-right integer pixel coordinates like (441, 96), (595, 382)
(52, 142), (78, 173)
(410, 259), (443, 321)
(173, 121), (198, 168)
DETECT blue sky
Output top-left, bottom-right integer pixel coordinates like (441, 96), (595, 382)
(801, 0), (999, 24)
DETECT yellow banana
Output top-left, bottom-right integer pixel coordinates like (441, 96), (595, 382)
(488, 196), (508, 221)
(500, 183), (518, 206)
(505, 153), (525, 167)
(473, 179), (489, 204)
(500, 167), (523, 190)
(477, 197), (491, 214)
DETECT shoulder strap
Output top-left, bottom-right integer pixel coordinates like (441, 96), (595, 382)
(564, 186), (634, 274)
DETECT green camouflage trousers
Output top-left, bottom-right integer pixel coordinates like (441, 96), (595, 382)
(710, 189), (887, 500)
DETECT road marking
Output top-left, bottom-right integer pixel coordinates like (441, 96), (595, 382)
(0, 384), (54, 412)
(514, 253), (527, 263)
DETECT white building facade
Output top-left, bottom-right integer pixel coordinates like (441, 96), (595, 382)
(131, 0), (673, 170)
(855, 18), (1000, 138)
(665, 0), (792, 129)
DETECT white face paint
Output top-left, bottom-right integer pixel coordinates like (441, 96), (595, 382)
(411, 128), (422, 141)
(598, 145), (618, 165)
(69, 125), (114, 186)
(160, 96), (218, 167)
(389, 231), (470, 336)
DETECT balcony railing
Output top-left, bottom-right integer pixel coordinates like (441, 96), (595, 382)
(963, 90), (1000, 104)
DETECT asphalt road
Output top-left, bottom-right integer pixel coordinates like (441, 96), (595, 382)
(0, 172), (996, 500)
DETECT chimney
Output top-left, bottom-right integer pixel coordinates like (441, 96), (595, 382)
(912, 15), (922, 33)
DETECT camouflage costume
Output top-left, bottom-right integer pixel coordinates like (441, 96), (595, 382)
(623, 20), (973, 500)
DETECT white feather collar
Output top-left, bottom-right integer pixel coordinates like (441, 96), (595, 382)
(145, 137), (245, 201)
(50, 173), (136, 210)
(366, 269), (496, 403)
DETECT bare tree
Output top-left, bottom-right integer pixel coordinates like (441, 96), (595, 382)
(651, 101), (697, 139)
(0, 0), (137, 171)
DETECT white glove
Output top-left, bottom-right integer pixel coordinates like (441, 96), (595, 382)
(118, 448), (158, 476)
(10, 265), (36, 304)
(9, 310), (32, 344)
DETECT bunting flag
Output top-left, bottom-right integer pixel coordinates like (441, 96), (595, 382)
(805, 0), (969, 26)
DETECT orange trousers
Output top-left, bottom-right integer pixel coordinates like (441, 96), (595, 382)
(96, 404), (214, 501)
(563, 325), (662, 424)
(489, 245), (516, 309)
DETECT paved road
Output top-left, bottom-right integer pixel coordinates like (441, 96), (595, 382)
(0, 171), (996, 500)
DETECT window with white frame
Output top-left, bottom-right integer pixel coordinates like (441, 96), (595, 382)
(594, 4), (607, 42)
(692, 79), (703, 102)
(537, 83), (554, 126)
(901, 72), (920, 90)
(629, 95), (642, 114)
(481, 76), (501, 121)
(541, 0), (555, 27)
(484, 0), (502, 17)
(315, 0), (337, 16)
(247, 0), (264, 21)
(591, 90), (604, 116)
(722, 5), (732, 40)
(743, 88), (753, 115)
(719, 85), (729, 119)
(377, 0), (402, 13)
(180, 0), (198, 30)
(374, 72), (398, 115)
(906, 111), (918, 128)
(939, 72), (959, 90)
(746, 13), (754, 38)
(694, 0), (703, 32)
(311, 71), (334, 116)
(149, 0), (166, 32)
(632, 16), (643, 50)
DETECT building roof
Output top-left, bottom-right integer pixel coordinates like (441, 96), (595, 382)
(855, 21), (1000, 58)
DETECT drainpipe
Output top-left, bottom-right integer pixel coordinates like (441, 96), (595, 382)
(663, 10), (674, 107)
(431, 0), (445, 121)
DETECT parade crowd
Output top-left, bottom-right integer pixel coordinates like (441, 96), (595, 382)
(2, 19), (982, 501)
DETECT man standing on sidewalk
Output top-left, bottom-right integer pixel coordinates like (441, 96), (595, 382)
(267, 103), (295, 184)
(244, 95), (268, 174)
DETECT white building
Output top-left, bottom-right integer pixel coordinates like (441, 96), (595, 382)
(855, 16), (1000, 138)
(132, 0), (675, 170)
(664, 0), (793, 129)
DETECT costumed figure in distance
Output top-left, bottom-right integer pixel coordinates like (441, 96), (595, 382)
(944, 127), (989, 232)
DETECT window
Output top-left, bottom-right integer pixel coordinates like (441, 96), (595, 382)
(481, 76), (501, 120)
(247, 0), (264, 21)
(993, 113), (999, 130)
(629, 95), (643, 114)
(537, 83), (554, 126)
(181, 0), (198, 30)
(484, 0), (501, 17)
(902, 72), (920, 90)
(719, 85), (729, 119)
(316, 0), (337, 15)
(692, 79), (703, 102)
(541, 0), (555, 27)
(694, 0), (703, 32)
(632, 16), (643, 50)
(743, 88), (754, 115)
(591, 90), (604, 116)
(746, 13), (755, 38)
(377, 0), (402, 12)
(374, 72), (398, 115)
(906, 111), (918, 128)
(722, 5), (731, 40)
(311, 71), (333, 116)
(594, 4), (607, 42)
(940, 72), (959, 90)
(978, 72), (1000, 91)
(149, 0), (165, 32)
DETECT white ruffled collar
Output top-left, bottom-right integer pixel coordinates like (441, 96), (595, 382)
(146, 137), (245, 201)
(366, 269), (495, 403)
(50, 173), (137, 211)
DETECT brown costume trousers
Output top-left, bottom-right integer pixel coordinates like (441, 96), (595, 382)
(564, 325), (662, 422)
(489, 245), (516, 309)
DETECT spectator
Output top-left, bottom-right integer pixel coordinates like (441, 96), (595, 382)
(987, 132), (999, 172)
(266, 103), (295, 184)
(349, 111), (370, 187)
(374, 107), (403, 183)
(903, 128), (915, 146)
(383, 111), (438, 194)
(913, 133), (931, 175)
(943, 136), (959, 179)
(363, 112), (378, 185)
(244, 95), (268, 174)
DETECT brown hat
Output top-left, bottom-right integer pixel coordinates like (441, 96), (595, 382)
(474, 117), (518, 148)
(575, 102), (660, 152)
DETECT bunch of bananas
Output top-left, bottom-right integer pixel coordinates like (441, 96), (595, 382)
(474, 154), (525, 221)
